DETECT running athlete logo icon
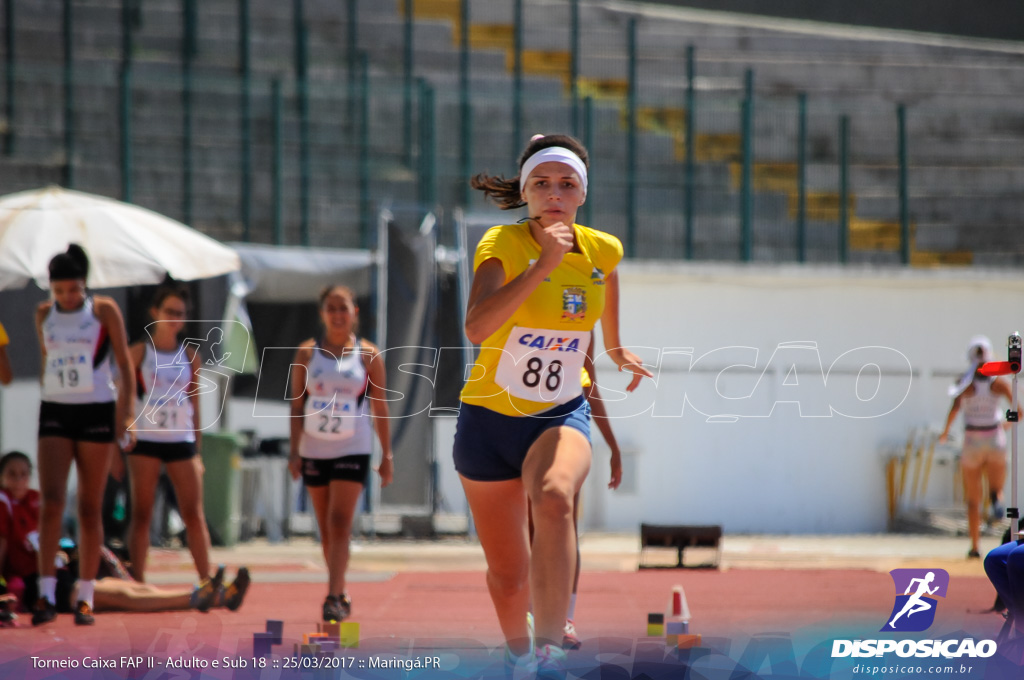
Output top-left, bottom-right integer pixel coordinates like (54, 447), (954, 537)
(882, 568), (949, 632)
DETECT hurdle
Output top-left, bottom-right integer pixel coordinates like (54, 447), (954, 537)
(639, 524), (722, 569)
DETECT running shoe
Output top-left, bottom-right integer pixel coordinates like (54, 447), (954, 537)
(535, 643), (568, 680)
(562, 618), (581, 650)
(504, 612), (537, 678)
(223, 567), (250, 611)
(504, 647), (537, 679)
(31, 597), (57, 626)
(73, 600), (95, 626)
(338, 593), (352, 619)
(991, 501), (1006, 523)
(323, 595), (343, 623)
(968, 549), (981, 559)
(0, 595), (17, 627)
(193, 565), (226, 612)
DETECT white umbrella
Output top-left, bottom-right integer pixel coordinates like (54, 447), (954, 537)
(0, 186), (241, 290)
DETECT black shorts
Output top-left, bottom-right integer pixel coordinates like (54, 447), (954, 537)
(130, 440), (197, 463)
(301, 454), (371, 488)
(38, 401), (116, 443)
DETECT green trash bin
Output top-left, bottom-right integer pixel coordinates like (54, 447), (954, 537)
(201, 432), (243, 547)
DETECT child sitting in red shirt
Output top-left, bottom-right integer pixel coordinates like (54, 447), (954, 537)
(0, 451), (40, 612)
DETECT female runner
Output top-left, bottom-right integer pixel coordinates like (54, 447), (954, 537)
(458, 134), (650, 674)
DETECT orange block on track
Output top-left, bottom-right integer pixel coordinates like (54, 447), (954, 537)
(677, 634), (702, 649)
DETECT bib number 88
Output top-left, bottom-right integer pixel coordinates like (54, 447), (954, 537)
(522, 358), (563, 393)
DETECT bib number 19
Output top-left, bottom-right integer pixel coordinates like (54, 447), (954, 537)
(44, 354), (95, 395)
(56, 368), (80, 388)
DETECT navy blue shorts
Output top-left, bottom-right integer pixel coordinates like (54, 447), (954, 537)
(453, 396), (591, 482)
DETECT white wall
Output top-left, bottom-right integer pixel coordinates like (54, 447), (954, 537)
(0, 380), (42, 461)
(575, 261), (1024, 533)
(0, 381), (73, 494)
(432, 262), (1024, 534)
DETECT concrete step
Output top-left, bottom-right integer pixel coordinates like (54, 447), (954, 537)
(858, 194), (1024, 223)
(567, 53), (1024, 98)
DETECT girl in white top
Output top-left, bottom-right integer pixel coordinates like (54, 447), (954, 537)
(33, 244), (135, 626)
(288, 285), (393, 623)
(940, 335), (1013, 558)
(126, 284), (214, 587)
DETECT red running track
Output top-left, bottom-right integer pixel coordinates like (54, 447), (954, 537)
(0, 568), (1004, 661)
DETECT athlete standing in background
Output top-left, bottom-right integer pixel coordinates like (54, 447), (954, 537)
(289, 285), (394, 623)
(33, 244), (135, 625)
(127, 283), (226, 597)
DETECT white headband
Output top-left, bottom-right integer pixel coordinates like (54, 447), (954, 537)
(966, 335), (992, 363)
(949, 335), (994, 397)
(519, 147), (588, 196)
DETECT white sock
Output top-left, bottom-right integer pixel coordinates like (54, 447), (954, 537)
(40, 576), (57, 605)
(567, 593), (577, 620)
(77, 580), (95, 608)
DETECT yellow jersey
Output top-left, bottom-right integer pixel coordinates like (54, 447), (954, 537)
(460, 222), (622, 416)
(0, 321), (7, 347)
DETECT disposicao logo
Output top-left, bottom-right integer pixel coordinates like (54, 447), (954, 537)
(831, 568), (997, 660)
(882, 568), (949, 633)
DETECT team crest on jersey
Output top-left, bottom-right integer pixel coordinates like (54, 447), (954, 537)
(561, 287), (587, 322)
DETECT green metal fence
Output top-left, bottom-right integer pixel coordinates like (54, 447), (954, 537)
(0, 60), (1009, 262)
(0, 1), (1021, 266)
